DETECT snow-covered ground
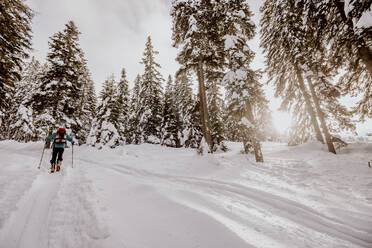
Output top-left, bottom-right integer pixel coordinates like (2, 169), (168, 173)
(0, 140), (371, 248)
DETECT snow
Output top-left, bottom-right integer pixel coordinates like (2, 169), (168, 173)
(0, 140), (371, 248)
(224, 35), (239, 50)
(344, 0), (352, 16)
(356, 9), (372, 28)
(235, 10), (246, 18)
(240, 117), (253, 128)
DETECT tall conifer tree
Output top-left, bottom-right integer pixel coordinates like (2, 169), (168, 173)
(260, 0), (355, 153)
(76, 61), (97, 144)
(128, 75), (143, 144)
(8, 57), (41, 142)
(33, 21), (86, 141)
(0, 0), (33, 135)
(117, 68), (131, 143)
(161, 75), (182, 147)
(138, 36), (164, 144)
(174, 72), (202, 148)
(88, 75), (121, 148)
(220, 1), (266, 161)
(206, 78), (227, 152)
(317, 0), (372, 120)
(171, 0), (227, 152)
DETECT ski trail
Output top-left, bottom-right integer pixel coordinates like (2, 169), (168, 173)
(81, 158), (372, 248)
(0, 173), (63, 248)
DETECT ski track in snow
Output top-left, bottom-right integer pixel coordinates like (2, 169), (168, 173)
(80, 158), (372, 248)
(0, 143), (108, 248)
(0, 141), (371, 248)
(0, 173), (62, 248)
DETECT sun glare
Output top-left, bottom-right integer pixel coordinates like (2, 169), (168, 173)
(272, 111), (292, 135)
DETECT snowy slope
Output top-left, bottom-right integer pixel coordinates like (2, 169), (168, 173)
(0, 140), (371, 248)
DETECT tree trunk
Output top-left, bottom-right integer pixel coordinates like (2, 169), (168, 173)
(306, 77), (336, 154)
(197, 59), (213, 153)
(245, 100), (264, 163)
(295, 66), (324, 144)
(359, 46), (372, 77)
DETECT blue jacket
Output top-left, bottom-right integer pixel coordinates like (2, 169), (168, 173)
(46, 133), (74, 148)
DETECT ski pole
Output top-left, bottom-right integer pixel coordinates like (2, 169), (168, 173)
(72, 144), (74, 168)
(38, 143), (46, 169)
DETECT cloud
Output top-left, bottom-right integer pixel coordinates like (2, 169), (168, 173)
(27, 0), (179, 91)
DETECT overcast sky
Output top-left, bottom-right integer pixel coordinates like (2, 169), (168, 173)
(27, 0), (371, 134)
(28, 0), (264, 86)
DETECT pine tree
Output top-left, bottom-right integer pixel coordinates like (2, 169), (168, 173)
(224, 68), (266, 161)
(128, 75), (143, 144)
(260, 0), (323, 146)
(75, 60), (97, 144)
(87, 75), (121, 148)
(206, 78), (227, 152)
(33, 21), (86, 142)
(161, 75), (182, 147)
(173, 71), (202, 148)
(117, 68), (130, 143)
(318, 0), (372, 120)
(171, 0), (227, 152)
(8, 57), (41, 142)
(260, 0), (356, 153)
(187, 97), (203, 149)
(216, 0), (265, 161)
(223, 110), (240, 142)
(138, 36), (164, 144)
(171, 0), (266, 154)
(0, 0), (33, 128)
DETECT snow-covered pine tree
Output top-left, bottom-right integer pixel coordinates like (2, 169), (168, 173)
(218, 0), (266, 161)
(188, 97), (203, 150)
(304, 63), (355, 136)
(161, 75), (182, 147)
(224, 68), (266, 161)
(314, 0), (372, 120)
(88, 75), (121, 148)
(298, 1), (356, 145)
(8, 57), (41, 142)
(171, 0), (229, 152)
(173, 71), (202, 148)
(117, 68), (130, 143)
(33, 21), (86, 142)
(75, 59), (97, 144)
(260, 0), (323, 146)
(260, 0), (354, 154)
(223, 110), (240, 142)
(0, 0), (33, 138)
(127, 74), (143, 144)
(171, 0), (267, 154)
(206, 77), (227, 152)
(138, 36), (164, 144)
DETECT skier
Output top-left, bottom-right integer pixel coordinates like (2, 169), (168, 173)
(45, 128), (74, 173)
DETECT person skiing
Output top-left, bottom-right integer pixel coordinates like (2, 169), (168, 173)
(45, 128), (74, 173)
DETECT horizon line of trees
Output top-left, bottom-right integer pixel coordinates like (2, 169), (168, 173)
(1, 0), (371, 162)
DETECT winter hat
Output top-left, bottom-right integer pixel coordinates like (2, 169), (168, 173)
(58, 127), (66, 133)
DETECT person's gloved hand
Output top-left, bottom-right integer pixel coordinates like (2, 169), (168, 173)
(72, 141), (75, 146)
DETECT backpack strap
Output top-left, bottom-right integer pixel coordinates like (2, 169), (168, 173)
(54, 132), (67, 144)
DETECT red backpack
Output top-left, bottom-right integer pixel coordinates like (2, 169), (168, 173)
(54, 128), (66, 144)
